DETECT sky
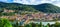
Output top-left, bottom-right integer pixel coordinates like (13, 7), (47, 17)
(0, 0), (60, 7)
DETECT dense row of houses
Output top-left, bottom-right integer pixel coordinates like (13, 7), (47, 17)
(19, 13), (60, 21)
(1, 13), (60, 21)
(2, 9), (60, 21)
(1, 9), (60, 26)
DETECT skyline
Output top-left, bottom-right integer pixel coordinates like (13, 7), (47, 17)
(0, 0), (60, 7)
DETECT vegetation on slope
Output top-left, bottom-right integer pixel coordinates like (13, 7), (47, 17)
(0, 2), (60, 13)
(32, 3), (60, 13)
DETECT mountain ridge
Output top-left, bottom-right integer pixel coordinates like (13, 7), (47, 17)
(0, 2), (60, 13)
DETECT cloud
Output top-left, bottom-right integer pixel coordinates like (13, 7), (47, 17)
(0, 0), (7, 2)
(12, 0), (60, 7)
(52, 1), (60, 7)
(13, 0), (36, 5)
(13, 0), (56, 4)
(0, 0), (60, 7)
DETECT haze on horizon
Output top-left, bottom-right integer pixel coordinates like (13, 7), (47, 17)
(0, 0), (60, 7)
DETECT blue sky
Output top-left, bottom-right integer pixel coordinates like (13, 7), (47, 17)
(0, 0), (60, 7)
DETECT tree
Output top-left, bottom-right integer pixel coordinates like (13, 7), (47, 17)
(45, 25), (49, 27)
(54, 21), (60, 27)
(0, 18), (12, 27)
(38, 22), (43, 27)
(45, 23), (50, 27)
(35, 23), (38, 27)
(24, 24), (30, 27)
(47, 23), (50, 27)
(29, 23), (36, 27)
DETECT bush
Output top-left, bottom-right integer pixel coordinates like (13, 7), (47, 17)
(0, 18), (12, 27)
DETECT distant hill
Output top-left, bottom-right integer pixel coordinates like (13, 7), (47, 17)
(30, 3), (60, 13)
(0, 2), (38, 12)
(0, 2), (60, 13)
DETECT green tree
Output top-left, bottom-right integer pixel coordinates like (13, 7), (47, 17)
(24, 24), (30, 27)
(38, 22), (43, 27)
(47, 23), (50, 27)
(54, 21), (60, 27)
(29, 24), (32, 27)
(29, 23), (36, 27)
(45, 25), (49, 27)
(0, 18), (12, 27)
(36, 23), (38, 27)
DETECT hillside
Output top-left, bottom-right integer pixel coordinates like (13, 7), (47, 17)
(0, 2), (38, 12)
(31, 3), (60, 13)
(0, 2), (60, 13)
